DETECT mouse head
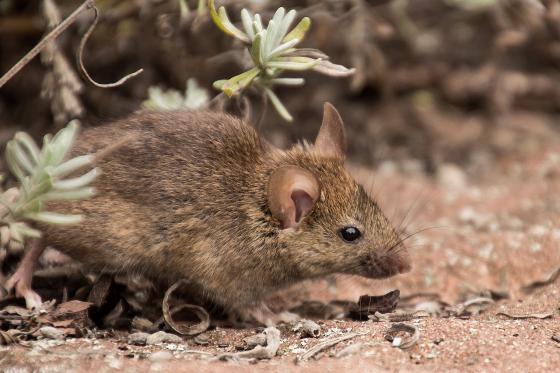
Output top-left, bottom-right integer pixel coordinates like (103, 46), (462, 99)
(267, 103), (411, 280)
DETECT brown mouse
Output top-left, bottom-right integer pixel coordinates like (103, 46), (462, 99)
(4, 103), (410, 325)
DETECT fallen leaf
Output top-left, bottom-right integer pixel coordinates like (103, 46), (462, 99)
(54, 300), (92, 316)
(52, 319), (74, 328)
(1, 305), (32, 318)
(348, 290), (400, 320)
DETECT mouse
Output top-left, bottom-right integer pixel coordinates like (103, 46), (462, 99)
(3, 103), (411, 325)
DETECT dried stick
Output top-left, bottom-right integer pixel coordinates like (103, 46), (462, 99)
(297, 332), (365, 362)
(0, 0), (94, 88)
(0, 0), (143, 89)
(77, 5), (143, 88)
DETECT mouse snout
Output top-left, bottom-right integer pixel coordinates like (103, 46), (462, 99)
(385, 243), (412, 275)
(362, 242), (411, 279)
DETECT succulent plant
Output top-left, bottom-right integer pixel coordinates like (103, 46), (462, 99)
(209, 0), (355, 121)
(0, 121), (99, 248)
(143, 78), (210, 111)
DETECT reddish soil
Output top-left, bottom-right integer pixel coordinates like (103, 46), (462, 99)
(1, 146), (559, 372)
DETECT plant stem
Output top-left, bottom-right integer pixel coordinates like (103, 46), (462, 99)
(0, 0), (95, 89)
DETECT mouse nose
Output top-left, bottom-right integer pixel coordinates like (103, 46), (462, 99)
(387, 243), (412, 274)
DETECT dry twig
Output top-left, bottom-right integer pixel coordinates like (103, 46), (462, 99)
(496, 312), (553, 320)
(77, 5), (143, 88)
(0, 0), (93, 88)
(297, 332), (365, 362)
(0, 0), (143, 90)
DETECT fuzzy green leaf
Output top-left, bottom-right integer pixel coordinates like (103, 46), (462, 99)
(221, 67), (260, 97)
(25, 211), (83, 225)
(264, 88), (293, 122)
(42, 187), (96, 201)
(208, 0), (249, 42)
(52, 155), (95, 177)
(283, 17), (311, 43)
(241, 9), (255, 41)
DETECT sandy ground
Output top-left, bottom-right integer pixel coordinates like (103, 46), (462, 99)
(1, 146), (560, 372)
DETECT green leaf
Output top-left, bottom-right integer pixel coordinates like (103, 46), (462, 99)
(5, 142), (27, 183)
(285, 48), (329, 59)
(277, 9), (296, 41)
(9, 222), (24, 243)
(25, 211), (83, 225)
(264, 20), (278, 57)
(20, 198), (43, 215)
(264, 87), (293, 122)
(269, 38), (300, 59)
(14, 132), (40, 164)
(42, 187), (96, 201)
(52, 168), (100, 190)
(52, 155), (95, 177)
(267, 57), (320, 71)
(270, 78), (305, 86)
(12, 222), (42, 239)
(241, 9), (255, 41)
(283, 17), (311, 43)
(269, 7), (287, 49)
(253, 14), (263, 34)
(258, 29), (268, 66)
(49, 120), (79, 166)
(10, 141), (34, 175)
(312, 60), (356, 77)
(250, 32), (263, 65)
(213, 80), (227, 90)
(208, 0), (249, 42)
(179, 0), (189, 19)
(197, 0), (207, 15)
(27, 171), (53, 199)
(221, 67), (260, 97)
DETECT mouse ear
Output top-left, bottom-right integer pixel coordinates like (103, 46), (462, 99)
(268, 166), (320, 229)
(314, 102), (346, 159)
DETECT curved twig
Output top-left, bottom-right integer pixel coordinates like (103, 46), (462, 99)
(162, 279), (210, 336)
(78, 5), (143, 88)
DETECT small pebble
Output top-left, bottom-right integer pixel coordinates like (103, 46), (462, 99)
(39, 326), (64, 340)
(146, 331), (183, 345)
(148, 351), (173, 362)
(128, 332), (149, 346)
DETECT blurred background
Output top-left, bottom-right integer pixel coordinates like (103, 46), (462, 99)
(2, 0), (560, 179)
(1, 0), (560, 309)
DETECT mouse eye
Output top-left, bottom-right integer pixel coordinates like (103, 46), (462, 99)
(339, 226), (361, 243)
